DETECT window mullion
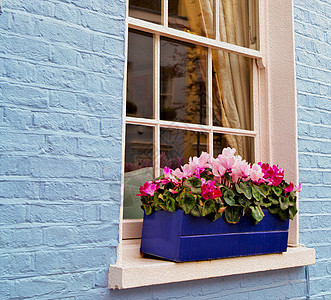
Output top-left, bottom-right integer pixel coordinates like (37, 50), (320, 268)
(154, 33), (161, 177)
(214, 0), (220, 42)
(162, 0), (168, 27)
(208, 47), (213, 157)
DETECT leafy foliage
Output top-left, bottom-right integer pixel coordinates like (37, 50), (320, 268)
(138, 149), (301, 224)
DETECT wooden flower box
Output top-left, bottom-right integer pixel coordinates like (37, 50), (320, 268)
(140, 210), (289, 262)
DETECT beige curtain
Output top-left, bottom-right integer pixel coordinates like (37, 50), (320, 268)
(180, 0), (255, 159)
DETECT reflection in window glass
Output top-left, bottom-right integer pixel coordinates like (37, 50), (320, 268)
(127, 30), (154, 119)
(160, 128), (208, 170)
(168, 0), (259, 50)
(124, 125), (154, 219)
(129, 0), (161, 24)
(161, 38), (207, 125)
(213, 133), (254, 163)
(212, 54), (253, 130)
(168, 0), (214, 39)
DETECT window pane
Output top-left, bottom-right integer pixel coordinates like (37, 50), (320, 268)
(218, 0), (259, 49)
(168, 0), (214, 39)
(213, 133), (254, 163)
(212, 53), (253, 130)
(168, 0), (259, 50)
(124, 125), (154, 219)
(129, 0), (161, 24)
(127, 30), (154, 119)
(160, 128), (208, 169)
(160, 38), (207, 125)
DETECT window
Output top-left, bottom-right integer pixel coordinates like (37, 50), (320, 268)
(123, 0), (260, 227)
(109, 0), (315, 290)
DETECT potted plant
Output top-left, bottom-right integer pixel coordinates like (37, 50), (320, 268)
(138, 148), (302, 262)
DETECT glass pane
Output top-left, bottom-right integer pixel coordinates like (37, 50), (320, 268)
(212, 53), (253, 130)
(168, 0), (214, 39)
(213, 133), (254, 163)
(129, 0), (161, 24)
(124, 125), (154, 219)
(168, 0), (259, 50)
(127, 30), (154, 119)
(219, 0), (259, 49)
(160, 38), (207, 125)
(160, 128), (208, 169)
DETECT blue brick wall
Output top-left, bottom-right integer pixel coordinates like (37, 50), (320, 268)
(294, 0), (331, 298)
(0, 0), (125, 298)
(0, 0), (330, 299)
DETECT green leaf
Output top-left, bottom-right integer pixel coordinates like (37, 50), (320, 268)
(252, 185), (264, 202)
(235, 182), (252, 199)
(223, 189), (235, 206)
(179, 192), (196, 214)
(259, 184), (271, 197)
(260, 198), (272, 208)
(268, 196), (279, 205)
(202, 199), (215, 216)
(190, 205), (202, 217)
(143, 204), (152, 215)
(224, 206), (242, 224)
(278, 210), (289, 220)
(166, 197), (176, 212)
(289, 206), (298, 220)
(250, 205), (265, 223)
(279, 196), (290, 210)
(184, 177), (202, 188)
(272, 186), (283, 196)
(268, 206), (280, 214)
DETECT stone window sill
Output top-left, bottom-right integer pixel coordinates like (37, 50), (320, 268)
(108, 239), (315, 289)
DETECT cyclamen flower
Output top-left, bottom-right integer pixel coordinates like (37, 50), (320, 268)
(210, 158), (227, 182)
(137, 181), (158, 197)
(231, 159), (250, 182)
(249, 163), (265, 183)
(259, 162), (284, 186)
(201, 179), (222, 200)
(295, 183), (302, 193)
(284, 182), (294, 196)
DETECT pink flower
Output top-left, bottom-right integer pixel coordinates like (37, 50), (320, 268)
(232, 159), (250, 180)
(163, 166), (172, 178)
(137, 181), (158, 197)
(222, 147), (236, 157)
(249, 163), (265, 183)
(284, 182), (294, 196)
(258, 163), (284, 186)
(201, 179), (222, 200)
(210, 158), (227, 181)
(295, 183), (302, 193)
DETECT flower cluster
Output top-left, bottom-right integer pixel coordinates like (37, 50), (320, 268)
(138, 148), (301, 224)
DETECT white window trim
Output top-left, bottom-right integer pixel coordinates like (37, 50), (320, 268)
(109, 0), (315, 290)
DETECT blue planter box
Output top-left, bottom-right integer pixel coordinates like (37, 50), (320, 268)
(140, 210), (289, 262)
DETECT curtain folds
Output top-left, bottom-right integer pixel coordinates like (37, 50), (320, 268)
(181, 0), (254, 159)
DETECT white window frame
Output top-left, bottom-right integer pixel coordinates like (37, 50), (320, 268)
(109, 0), (316, 290)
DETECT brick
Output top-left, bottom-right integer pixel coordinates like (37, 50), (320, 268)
(49, 90), (76, 110)
(0, 82), (49, 108)
(45, 135), (76, 155)
(3, 107), (33, 130)
(0, 155), (31, 176)
(0, 204), (26, 224)
(33, 112), (99, 135)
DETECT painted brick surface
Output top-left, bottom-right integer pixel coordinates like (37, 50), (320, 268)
(0, 0), (124, 298)
(0, 0), (330, 299)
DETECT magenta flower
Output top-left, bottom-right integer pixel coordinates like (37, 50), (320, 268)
(137, 181), (158, 197)
(201, 179), (222, 200)
(284, 182), (294, 196)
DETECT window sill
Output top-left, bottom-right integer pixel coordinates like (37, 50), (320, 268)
(108, 239), (315, 289)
